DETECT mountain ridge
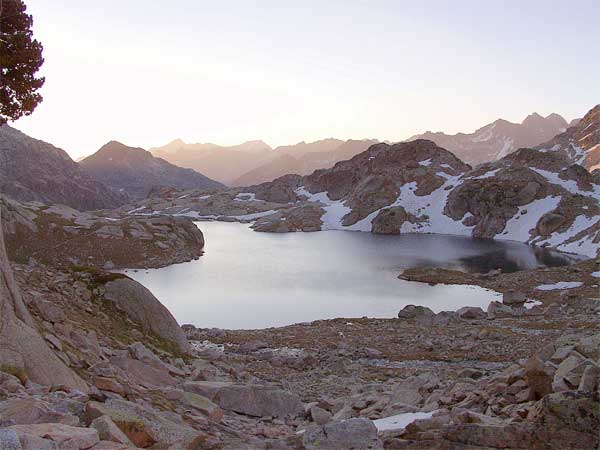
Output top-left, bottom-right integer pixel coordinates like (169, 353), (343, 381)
(80, 141), (224, 200)
(408, 112), (571, 166)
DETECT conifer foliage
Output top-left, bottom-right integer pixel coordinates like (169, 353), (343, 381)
(0, 0), (44, 124)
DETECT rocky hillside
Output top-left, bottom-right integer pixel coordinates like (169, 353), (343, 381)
(408, 112), (570, 166)
(0, 126), (128, 210)
(123, 137), (600, 257)
(80, 141), (223, 200)
(536, 104), (599, 171)
(0, 195), (205, 269)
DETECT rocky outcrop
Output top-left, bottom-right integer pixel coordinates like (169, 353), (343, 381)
(371, 207), (420, 234)
(252, 204), (323, 232)
(103, 279), (190, 353)
(408, 111), (570, 166)
(80, 141), (223, 199)
(0, 196), (204, 268)
(0, 125), (128, 210)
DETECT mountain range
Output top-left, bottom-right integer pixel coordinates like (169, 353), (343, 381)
(150, 138), (378, 186)
(407, 112), (577, 166)
(1, 106), (596, 213)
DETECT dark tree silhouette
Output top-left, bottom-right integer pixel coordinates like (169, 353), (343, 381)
(0, 0), (44, 125)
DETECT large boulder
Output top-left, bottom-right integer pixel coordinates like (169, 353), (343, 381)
(302, 418), (383, 450)
(371, 207), (417, 234)
(210, 384), (304, 418)
(85, 399), (203, 449)
(397, 305), (435, 320)
(103, 278), (189, 353)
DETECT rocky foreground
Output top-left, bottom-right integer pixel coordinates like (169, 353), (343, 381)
(0, 240), (598, 449)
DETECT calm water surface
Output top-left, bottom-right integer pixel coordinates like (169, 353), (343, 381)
(124, 222), (578, 329)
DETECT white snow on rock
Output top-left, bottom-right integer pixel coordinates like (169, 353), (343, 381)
(496, 137), (514, 159)
(536, 214), (600, 257)
(230, 210), (278, 220)
(531, 168), (600, 198)
(472, 168), (502, 180)
(535, 281), (583, 291)
(295, 186), (351, 230)
(524, 299), (543, 309)
(419, 158), (432, 167)
(127, 206), (147, 215)
(591, 271), (600, 278)
(373, 411), (437, 432)
(234, 192), (261, 202)
(496, 196), (562, 243)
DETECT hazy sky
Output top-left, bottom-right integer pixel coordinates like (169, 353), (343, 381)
(13, 0), (600, 159)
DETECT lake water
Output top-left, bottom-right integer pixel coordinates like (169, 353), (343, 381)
(124, 222), (579, 329)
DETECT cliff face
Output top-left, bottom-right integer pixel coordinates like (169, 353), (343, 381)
(0, 126), (128, 210)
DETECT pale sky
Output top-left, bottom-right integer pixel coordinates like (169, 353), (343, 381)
(13, 0), (600, 159)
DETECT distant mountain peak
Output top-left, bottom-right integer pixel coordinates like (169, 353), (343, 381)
(409, 111), (571, 166)
(81, 141), (223, 198)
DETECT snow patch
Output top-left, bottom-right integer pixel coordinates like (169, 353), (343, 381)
(472, 168), (501, 180)
(535, 281), (583, 291)
(374, 411), (437, 432)
(496, 196), (561, 243)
